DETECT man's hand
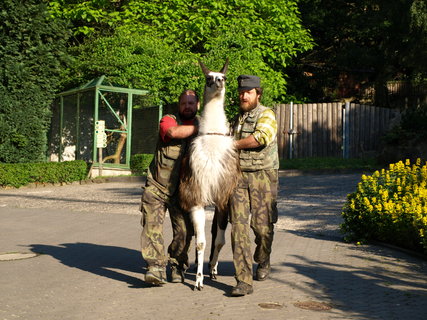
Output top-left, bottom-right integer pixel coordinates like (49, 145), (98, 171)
(234, 135), (261, 150)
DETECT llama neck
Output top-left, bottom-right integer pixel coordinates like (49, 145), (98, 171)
(199, 92), (228, 134)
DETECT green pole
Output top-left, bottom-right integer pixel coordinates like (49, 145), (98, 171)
(159, 101), (163, 122)
(126, 93), (133, 167)
(59, 96), (64, 162)
(76, 93), (80, 160)
(93, 88), (100, 163)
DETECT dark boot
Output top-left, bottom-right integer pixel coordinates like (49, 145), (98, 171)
(230, 281), (254, 297)
(256, 259), (271, 281)
(170, 264), (185, 283)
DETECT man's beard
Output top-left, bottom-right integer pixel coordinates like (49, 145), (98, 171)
(240, 100), (258, 112)
(180, 110), (197, 120)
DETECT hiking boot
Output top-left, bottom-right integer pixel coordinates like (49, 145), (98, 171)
(256, 259), (271, 281)
(170, 265), (185, 283)
(230, 281), (253, 297)
(145, 267), (167, 285)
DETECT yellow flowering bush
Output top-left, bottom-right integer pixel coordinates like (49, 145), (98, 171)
(341, 159), (427, 254)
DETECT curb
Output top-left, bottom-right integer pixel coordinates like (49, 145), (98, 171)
(2, 170), (372, 189)
(279, 168), (375, 177)
(371, 241), (427, 261)
(1, 175), (146, 190)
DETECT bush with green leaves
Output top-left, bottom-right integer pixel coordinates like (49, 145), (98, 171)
(341, 159), (427, 254)
(0, 0), (70, 163)
(0, 161), (88, 188)
(64, 30), (288, 119)
(130, 154), (154, 176)
(48, 0), (313, 72)
(383, 103), (427, 145)
(48, 0), (313, 111)
(64, 31), (198, 108)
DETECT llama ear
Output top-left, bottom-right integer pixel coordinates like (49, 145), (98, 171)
(220, 58), (229, 74)
(198, 60), (210, 76)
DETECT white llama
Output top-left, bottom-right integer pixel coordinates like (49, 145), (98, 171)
(179, 59), (240, 290)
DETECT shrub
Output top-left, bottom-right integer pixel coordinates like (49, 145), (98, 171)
(0, 161), (88, 188)
(64, 30), (287, 118)
(341, 159), (427, 254)
(383, 103), (427, 145)
(130, 154), (154, 176)
(0, 0), (70, 163)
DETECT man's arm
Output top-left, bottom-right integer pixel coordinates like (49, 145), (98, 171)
(160, 115), (197, 142)
(166, 125), (197, 139)
(234, 135), (261, 150)
(234, 109), (277, 150)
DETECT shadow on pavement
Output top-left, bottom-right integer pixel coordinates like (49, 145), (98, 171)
(28, 242), (152, 288)
(27, 242), (238, 294)
(286, 229), (427, 262)
(184, 261), (235, 295)
(286, 229), (344, 242)
(277, 254), (427, 319)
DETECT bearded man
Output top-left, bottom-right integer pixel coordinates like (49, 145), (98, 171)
(140, 90), (199, 285)
(229, 75), (279, 296)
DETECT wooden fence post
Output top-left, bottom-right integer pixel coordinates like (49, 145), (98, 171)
(342, 102), (350, 159)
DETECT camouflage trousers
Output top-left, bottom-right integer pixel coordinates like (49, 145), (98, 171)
(229, 169), (278, 285)
(140, 183), (194, 270)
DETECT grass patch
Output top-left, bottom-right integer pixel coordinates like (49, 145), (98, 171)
(279, 157), (379, 171)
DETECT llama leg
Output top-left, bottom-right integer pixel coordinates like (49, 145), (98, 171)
(191, 206), (206, 290)
(209, 208), (228, 279)
(209, 227), (226, 279)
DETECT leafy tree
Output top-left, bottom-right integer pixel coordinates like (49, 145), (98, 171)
(66, 31), (199, 106)
(65, 30), (286, 117)
(117, 0), (313, 70)
(293, 0), (427, 105)
(200, 29), (288, 115)
(407, 0), (427, 81)
(48, 0), (313, 103)
(0, 0), (70, 163)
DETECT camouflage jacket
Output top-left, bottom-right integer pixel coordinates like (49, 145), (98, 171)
(233, 105), (279, 171)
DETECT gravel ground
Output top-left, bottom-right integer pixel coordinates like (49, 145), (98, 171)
(2, 171), (427, 320)
(0, 172), (365, 238)
(276, 172), (363, 237)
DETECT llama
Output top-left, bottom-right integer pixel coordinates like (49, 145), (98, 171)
(179, 59), (240, 290)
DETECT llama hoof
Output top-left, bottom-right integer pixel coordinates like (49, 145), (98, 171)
(194, 277), (204, 291)
(193, 284), (204, 291)
(209, 265), (218, 280)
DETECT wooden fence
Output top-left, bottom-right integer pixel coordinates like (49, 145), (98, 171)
(275, 102), (400, 159)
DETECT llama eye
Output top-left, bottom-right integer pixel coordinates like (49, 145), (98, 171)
(223, 76), (227, 81)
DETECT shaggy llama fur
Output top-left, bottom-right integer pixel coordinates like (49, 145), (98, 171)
(179, 59), (240, 290)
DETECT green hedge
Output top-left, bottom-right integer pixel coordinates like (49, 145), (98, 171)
(0, 0), (70, 163)
(0, 160), (88, 188)
(341, 159), (427, 254)
(130, 154), (154, 176)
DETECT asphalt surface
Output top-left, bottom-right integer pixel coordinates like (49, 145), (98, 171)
(1, 172), (426, 320)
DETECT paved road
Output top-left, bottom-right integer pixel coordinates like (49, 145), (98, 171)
(1, 172), (426, 320)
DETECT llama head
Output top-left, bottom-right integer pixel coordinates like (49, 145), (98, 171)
(198, 59), (229, 95)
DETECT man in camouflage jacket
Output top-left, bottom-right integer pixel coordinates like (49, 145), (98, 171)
(140, 90), (199, 285)
(229, 75), (279, 296)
